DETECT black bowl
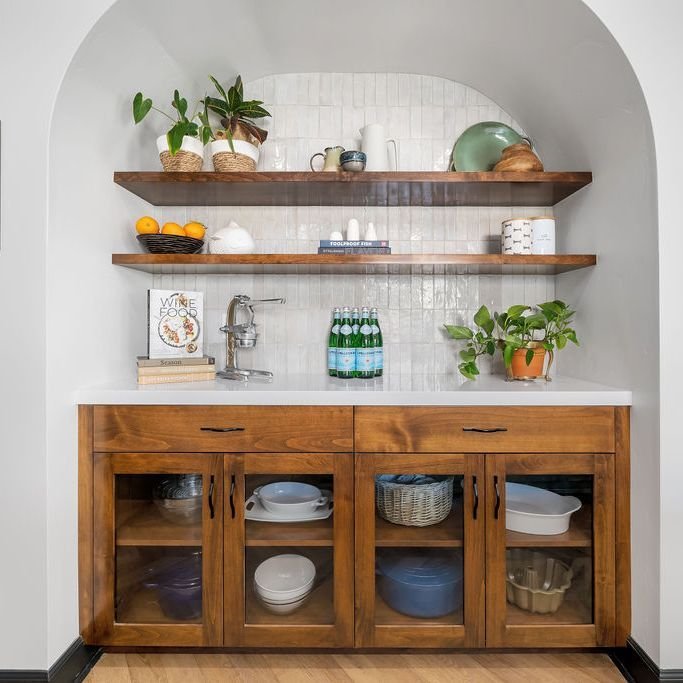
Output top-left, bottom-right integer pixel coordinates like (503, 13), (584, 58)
(137, 234), (204, 254)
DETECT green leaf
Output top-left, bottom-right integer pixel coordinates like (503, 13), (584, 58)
(556, 334), (567, 349)
(525, 313), (547, 329)
(133, 92), (152, 123)
(204, 96), (229, 117)
(166, 123), (186, 155)
(473, 305), (491, 328)
(458, 361), (480, 380)
(485, 340), (496, 355)
(525, 348), (535, 366)
(566, 330), (579, 345)
(209, 75), (229, 103)
(459, 348), (476, 362)
(444, 324), (474, 340)
(237, 101), (271, 118)
(543, 341), (554, 351)
(482, 318), (495, 336)
(172, 89), (188, 119)
(503, 343), (515, 368)
(507, 304), (530, 319)
(235, 74), (243, 98)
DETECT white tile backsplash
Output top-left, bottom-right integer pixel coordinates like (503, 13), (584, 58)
(153, 73), (554, 376)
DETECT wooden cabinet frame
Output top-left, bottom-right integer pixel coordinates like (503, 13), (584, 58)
(92, 452), (223, 646)
(355, 453), (486, 647)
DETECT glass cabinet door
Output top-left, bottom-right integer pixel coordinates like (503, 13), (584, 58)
(224, 453), (354, 648)
(485, 453), (615, 647)
(355, 453), (485, 648)
(93, 453), (222, 646)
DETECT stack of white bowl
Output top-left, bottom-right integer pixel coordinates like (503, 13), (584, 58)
(254, 554), (316, 614)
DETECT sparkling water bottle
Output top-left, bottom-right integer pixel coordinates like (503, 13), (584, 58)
(370, 307), (383, 377)
(336, 307), (355, 379)
(357, 307), (375, 379)
(327, 307), (341, 377)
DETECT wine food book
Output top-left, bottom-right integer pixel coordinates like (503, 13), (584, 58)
(137, 371), (216, 385)
(319, 240), (389, 248)
(138, 363), (217, 377)
(147, 290), (204, 359)
(318, 247), (392, 254)
(137, 355), (214, 367)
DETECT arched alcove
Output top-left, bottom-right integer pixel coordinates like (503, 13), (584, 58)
(47, 0), (658, 663)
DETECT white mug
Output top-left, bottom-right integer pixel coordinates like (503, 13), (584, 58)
(359, 123), (398, 171)
(502, 218), (532, 255)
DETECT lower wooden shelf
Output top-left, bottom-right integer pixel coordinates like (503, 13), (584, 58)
(116, 587), (202, 625)
(506, 505), (592, 548)
(111, 253), (597, 275)
(375, 505), (463, 547)
(506, 592), (592, 625)
(374, 592), (463, 627)
(245, 518), (334, 547)
(116, 501), (201, 547)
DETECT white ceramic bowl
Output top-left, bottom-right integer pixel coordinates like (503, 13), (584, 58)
(506, 483), (582, 535)
(254, 583), (313, 604)
(254, 482), (328, 517)
(257, 591), (312, 615)
(254, 554), (316, 601)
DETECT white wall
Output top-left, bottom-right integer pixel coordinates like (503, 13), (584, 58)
(0, 0), (679, 671)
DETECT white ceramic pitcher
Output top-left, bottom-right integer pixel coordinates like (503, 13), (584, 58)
(359, 124), (398, 171)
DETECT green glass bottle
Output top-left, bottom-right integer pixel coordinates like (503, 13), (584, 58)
(327, 307), (341, 377)
(351, 306), (361, 378)
(357, 307), (375, 378)
(370, 307), (383, 377)
(336, 307), (355, 379)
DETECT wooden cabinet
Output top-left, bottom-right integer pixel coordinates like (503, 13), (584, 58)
(79, 404), (630, 650)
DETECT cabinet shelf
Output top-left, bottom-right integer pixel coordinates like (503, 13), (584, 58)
(113, 171), (592, 207)
(506, 593), (592, 626)
(111, 253), (596, 275)
(245, 518), (334, 547)
(374, 593), (463, 626)
(116, 587), (202, 625)
(375, 505), (463, 547)
(506, 505), (592, 548)
(115, 501), (201, 547)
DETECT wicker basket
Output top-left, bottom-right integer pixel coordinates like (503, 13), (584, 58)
(375, 475), (454, 527)
(159, 150), (203, 172)
(212, 151), (257, 172)
(137, 234), (204, 254)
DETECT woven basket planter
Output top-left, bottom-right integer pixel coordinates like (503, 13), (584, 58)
(156, 135), (204, 172)
(375, 474), (455, 527)
(211, 139), (259, 172)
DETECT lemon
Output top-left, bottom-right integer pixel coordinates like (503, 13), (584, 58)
(135, 216), (159, 234)
(161, 222), (185, 236)
(184, 222), (206, 240)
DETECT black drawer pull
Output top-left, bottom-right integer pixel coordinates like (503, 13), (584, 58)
(229, 474), (236, 519)
(200, 426), (245, 433)
(208, 475), (215, 519)
(494, 475), (501, 520)
(462, 427), (508, 433)
(472, 476), (479, 520)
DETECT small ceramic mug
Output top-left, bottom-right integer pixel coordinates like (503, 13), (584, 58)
(310, 146), (345, 172)
(502, 218), (532, 255)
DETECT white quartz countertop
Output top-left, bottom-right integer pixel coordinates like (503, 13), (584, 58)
(74, 374), (632, 406)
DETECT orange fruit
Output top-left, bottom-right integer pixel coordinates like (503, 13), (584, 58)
(161, 222), (185, 236)
(183, 221), (206, 239)
(135, 216), (159, 234)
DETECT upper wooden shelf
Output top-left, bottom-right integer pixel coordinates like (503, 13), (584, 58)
(111, 253), (596, 275)
(113, 171), (592, 207)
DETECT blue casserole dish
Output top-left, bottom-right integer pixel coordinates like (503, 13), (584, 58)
(376, 549), (463, 618)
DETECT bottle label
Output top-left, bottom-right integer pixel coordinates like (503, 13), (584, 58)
(327, 348), (337, 370)
(371, 324), (380, 334)
(375, 347), (384, 370)
(340, 324), (352, 336)
(357, 348), (374, 372)
(331, 324), (340, 334)
(337, 348), (356, 372)
(360, 324), (372, 335)
(352, 324), (359, 334)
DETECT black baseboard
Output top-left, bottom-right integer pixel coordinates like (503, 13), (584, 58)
(611, 638), (683, 683)
(0, 638), (101, 683)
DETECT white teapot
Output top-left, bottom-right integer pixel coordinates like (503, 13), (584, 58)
(209, 220), (256, 254)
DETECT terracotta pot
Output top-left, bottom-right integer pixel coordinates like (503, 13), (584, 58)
(508, 345), (547, 380)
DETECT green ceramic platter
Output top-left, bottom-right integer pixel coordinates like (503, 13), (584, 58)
(451, 121), (526, 171)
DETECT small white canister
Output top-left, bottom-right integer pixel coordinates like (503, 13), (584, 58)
(530, 216), (556, 254)
(502, 218), (532, 254)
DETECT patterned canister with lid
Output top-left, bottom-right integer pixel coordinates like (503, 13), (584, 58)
(502, 218), (532, 254)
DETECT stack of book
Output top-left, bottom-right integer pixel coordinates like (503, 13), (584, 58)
(317, 240), (391, 255)
(137, 356), (216, 385)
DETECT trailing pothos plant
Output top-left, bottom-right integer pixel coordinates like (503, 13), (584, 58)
(132, 89), (212, 155)
(202, 75), (271, 151)
(444, 300), (579, 380)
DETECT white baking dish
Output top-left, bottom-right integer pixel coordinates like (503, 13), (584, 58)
(505, 482), (582, 535)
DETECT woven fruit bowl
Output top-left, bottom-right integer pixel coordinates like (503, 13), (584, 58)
(137, 234), (204, 254)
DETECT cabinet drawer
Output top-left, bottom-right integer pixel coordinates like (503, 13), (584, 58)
(355, 407), (615, 453)
(93, 406), (353, 453)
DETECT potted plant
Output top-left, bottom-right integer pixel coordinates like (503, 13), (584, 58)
(202, 75), (271, 172)
(132, 89), (212, 172)
(444, 300), (579, 381)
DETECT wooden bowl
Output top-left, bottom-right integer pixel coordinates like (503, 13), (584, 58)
(494, 143), (544, 172)
(137, 234), (204, 254)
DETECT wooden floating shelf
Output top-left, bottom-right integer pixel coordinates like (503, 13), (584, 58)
(111, 253), (596, 275)
(113, 171), (592, 207)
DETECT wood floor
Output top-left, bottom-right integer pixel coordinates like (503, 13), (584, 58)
(85, 652), (625, 682)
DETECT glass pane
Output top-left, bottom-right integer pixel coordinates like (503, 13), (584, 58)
(244, 474), (335, 625)
(505, 474), (593, 626)
(374, 473), (464, 626)
(114, 473), (204, 624)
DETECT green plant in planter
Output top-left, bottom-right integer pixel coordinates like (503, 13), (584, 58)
(444, 300), (579, 380)
(202, 75), (271, 151)
(132, 89), (212, 155)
